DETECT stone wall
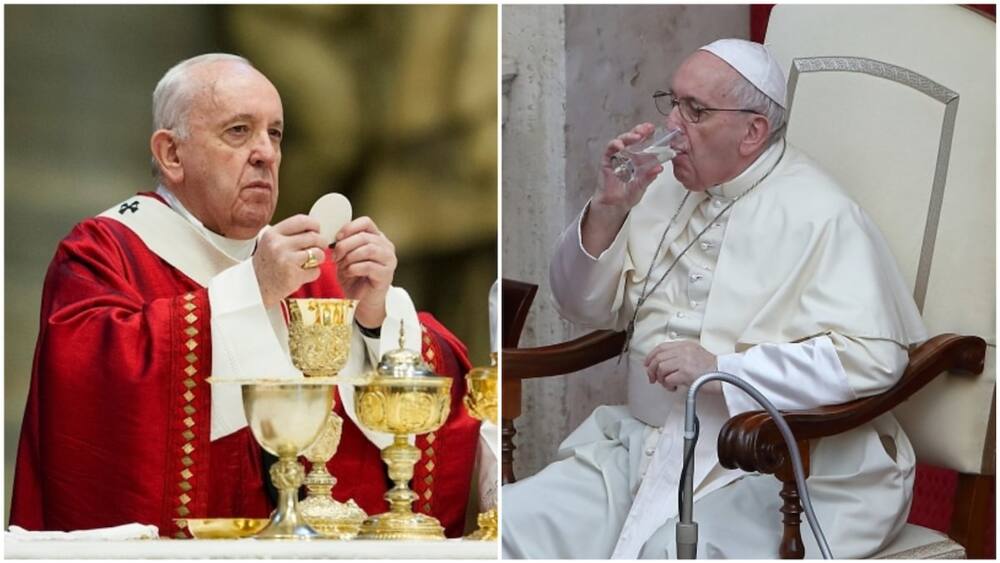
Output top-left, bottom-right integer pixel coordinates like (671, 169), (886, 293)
(501, 5), (573, 479)
(503, 4), (749, 479)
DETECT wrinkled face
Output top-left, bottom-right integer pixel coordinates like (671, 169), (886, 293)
(172, 62), (284, 239)
(665, 51), (755, 191)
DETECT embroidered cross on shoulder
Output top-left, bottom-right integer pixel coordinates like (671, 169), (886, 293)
(119, 201), (140, 214)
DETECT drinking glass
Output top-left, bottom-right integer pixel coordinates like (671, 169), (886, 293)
(610, 126), (683, 183)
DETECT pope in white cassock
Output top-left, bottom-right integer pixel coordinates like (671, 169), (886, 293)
(501, 38), (927, 559)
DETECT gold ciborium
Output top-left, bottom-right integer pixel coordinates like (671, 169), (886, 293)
(242, 380), (337, 539)
(463, 353), (498, 540)
(286, 298), (367, 538)
(353, 327), (452, 540)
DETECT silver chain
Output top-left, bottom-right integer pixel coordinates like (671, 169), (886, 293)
(620, 139), (787, 358)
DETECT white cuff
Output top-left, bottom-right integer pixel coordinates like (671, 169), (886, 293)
(575, 200), (630, 262)
(549, 201), (632, 328)
(719, 335), (857, 417)
(361, 332), (381, 367)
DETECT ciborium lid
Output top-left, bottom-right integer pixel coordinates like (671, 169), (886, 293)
(376, 324), (436, 378)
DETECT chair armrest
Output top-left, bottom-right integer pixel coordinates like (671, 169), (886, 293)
(500, 329), (625, 483)
(502, 330), (626, 380)
(718, 333), (987, 474)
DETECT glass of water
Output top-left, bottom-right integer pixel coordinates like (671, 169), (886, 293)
(610, 126), (683, 183)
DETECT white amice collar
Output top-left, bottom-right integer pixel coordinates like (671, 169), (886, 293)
(155, 185), (257, 261)
(707, 139), (785, 201)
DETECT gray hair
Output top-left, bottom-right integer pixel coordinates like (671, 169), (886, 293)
(150, 53), (254, 179)
(728, 72), (786, 146)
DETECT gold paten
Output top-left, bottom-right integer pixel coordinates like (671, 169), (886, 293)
(287, 298), (357, 377)
(353, 327), (452, 540)
(176, 518), (268, 539)
(463, 352), (499, 541)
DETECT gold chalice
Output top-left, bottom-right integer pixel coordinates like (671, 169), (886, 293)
(464, 352), (498, 423)
(242, 380), (337, 539)
(353, 327), (452, 540)
(463, 353), (498, 540)
(287, 298), (356, 377)
(286, 298), (367, 538)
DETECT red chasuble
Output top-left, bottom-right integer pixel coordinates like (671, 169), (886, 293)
(10, 193), (480, 538)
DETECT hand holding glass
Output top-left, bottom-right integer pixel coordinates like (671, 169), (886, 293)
(610, 126), (682, 183)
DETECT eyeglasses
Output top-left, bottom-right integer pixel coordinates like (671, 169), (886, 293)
(653, 90), (763, 124)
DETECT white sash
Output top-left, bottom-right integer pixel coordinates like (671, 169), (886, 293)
(99, 196), (238, 285)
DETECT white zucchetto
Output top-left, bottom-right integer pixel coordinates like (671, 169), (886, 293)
(699, 38), (787, 109)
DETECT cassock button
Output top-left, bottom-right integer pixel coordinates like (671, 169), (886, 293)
(700, 241), (713, 251)
(645, 447), (655, 456)
(690, 300), (699, 308)
(713, 199), (722, 208)
(669, 331), (679, 339)
(677, 312), (685, 318)
(689, 273), (702, 282)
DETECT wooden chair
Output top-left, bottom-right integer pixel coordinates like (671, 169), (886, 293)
(503, 5), (994, 558)
(501, 276), (623, 484)
(500, 278), (537, 484)
(503, 312), (986, 557)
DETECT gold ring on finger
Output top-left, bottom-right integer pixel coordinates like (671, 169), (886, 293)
(301, 247), (320, 269)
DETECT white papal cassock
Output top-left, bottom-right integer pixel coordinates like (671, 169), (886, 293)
(501, 140), (928, 559)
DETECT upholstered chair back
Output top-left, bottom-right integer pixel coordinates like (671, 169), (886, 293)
(765, 5), (995, 476)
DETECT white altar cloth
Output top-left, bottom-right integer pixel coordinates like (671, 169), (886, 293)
(5, 538), (498, 559)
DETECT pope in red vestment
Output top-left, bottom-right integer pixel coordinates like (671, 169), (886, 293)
(10, 53), (483, 539)
(10, 196), (481, 538)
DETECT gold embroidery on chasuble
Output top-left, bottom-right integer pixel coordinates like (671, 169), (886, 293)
(172, 292), (205, 538)
(413, 324), (444, 515)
